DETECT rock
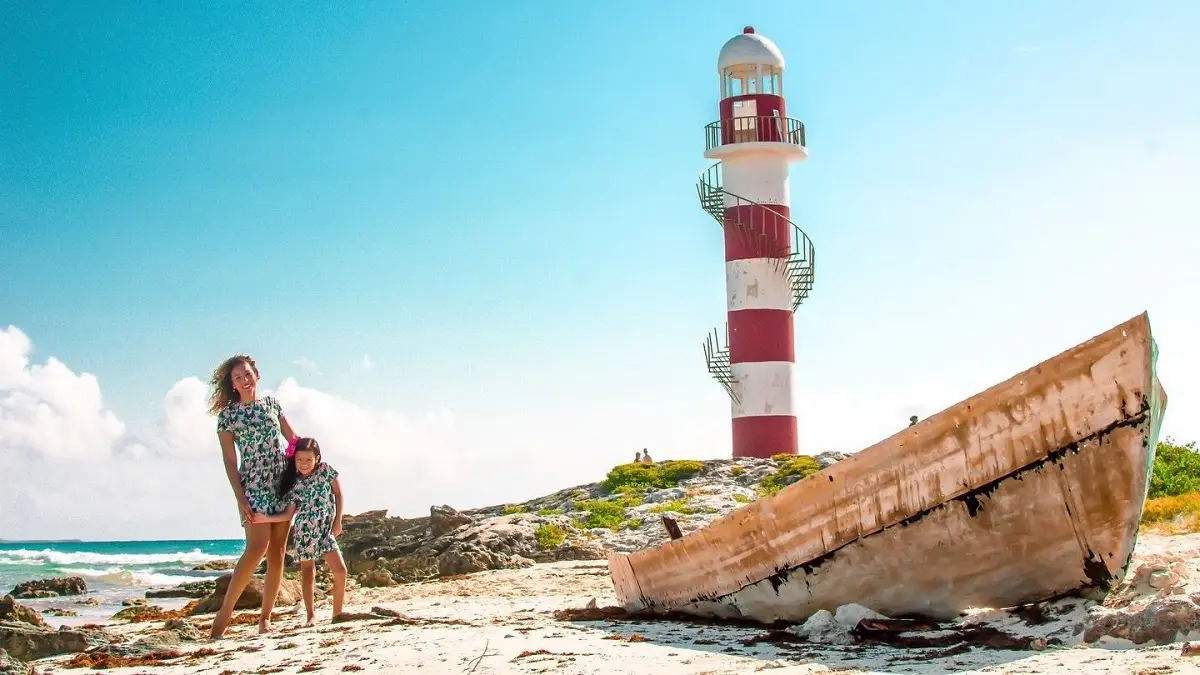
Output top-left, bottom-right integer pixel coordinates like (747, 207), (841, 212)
(528, 542), (606, 564)
(0, 597), (43, 628)
(1085, 597), (1200, 645)
(192, 560), (236, 571)
(121, 598), (147, 607)
(9, 577), (86, 599)
(0, 621), (101, 662)
(112, 605), (171, 622)
(385, 555), (438, 583)
(42, 608), (77, 617)
(834, 603), (887, 629)
(190, 574), (302, 615)
(162, 619), (202, 641)
(429, 505), (472, 538)
(357, 569), (396, 588)
(793, 609), (853, 644)
(146, 579), (216, 599)
(0, 648), (30, 675)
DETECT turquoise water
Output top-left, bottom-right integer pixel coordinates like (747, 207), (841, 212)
(0, 539), (245, 625)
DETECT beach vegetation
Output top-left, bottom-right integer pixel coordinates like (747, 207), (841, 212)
(1148, 439), (1200, 499)
(534, 523), (566, 549)
(575, 499), (629, 529)
(535, 507), (563, 516)
(730, 466), (745, 476)
(501, 504), (525, 515)
(600, 460), (705, 494)
(733, 493), (752, 504)
(757, 455), (822, 496)
(648, 499), (695, 515)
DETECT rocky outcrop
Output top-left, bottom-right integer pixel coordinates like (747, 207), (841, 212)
(1084, 555), (1200, 645)
(145, 579), (216, 599)
(8, 577), (86, 599)
(0, 620), (104, 662)
(332, 456), (851, 585)
(190, 573), (302, 615)
(0, 649), (30, 675)
(192, 560), (236, 571)
(0, 598), (43, 629)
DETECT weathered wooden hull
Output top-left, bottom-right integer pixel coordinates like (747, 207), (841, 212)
(608, 312), (1168, 622)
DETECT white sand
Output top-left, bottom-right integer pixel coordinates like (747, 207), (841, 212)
(32, 534), (1200, 674)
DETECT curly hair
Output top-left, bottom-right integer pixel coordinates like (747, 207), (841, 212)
(207, 354), (260, 416)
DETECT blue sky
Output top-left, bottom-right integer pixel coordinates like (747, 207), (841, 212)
(2, 1), (1198, 539)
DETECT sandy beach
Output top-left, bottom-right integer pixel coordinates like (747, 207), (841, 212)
(28, 537), (1200, 675)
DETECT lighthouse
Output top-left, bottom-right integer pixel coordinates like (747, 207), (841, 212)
(698, 27), (815, 459)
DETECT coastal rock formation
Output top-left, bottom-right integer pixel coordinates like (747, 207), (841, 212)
(0, 598), (43, 629)
(9, 577), (86, 599)
(146, 579), (216, 599)
(1084, 553), (1200, 644)
(191, 574), (302, 614)
(0, 619), (103, 662)
(0, 649), (30, 675)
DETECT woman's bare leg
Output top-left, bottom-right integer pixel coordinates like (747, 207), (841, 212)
(300, 560), (316, 626)
(209, 522), (270, 640)
(258, 520), (291, 633)
(323, 549), (347, 621)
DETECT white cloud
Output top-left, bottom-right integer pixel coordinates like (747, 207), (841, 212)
(0, 326), (457, 541)
(355, 354), (373, 370)
(0, 326), (125, 460)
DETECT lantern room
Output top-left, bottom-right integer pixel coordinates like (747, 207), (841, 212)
(713, 27), (797, 147)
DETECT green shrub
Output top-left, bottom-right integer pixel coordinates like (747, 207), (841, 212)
(730, 466), (745, 476)
(501, 504), (525, 515)
(536, 508), (563, 516)
(1149, 439), (1200, 499)
(600, 460), (705, 493)
(771, 453), (793, 462)
(575, 499), (628, 529)
(648, 499), (695, 515)
(758, 455), (822, 496)
(733, 493), (752, 504)
(626, 518), (643, 529)
(534, 523), (566, 549)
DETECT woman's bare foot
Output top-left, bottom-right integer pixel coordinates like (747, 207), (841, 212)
(258, 620), (275, 634)
(304, 614), (316, 627)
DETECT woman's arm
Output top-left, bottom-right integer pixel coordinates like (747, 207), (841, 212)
(219, 431), (250, 521)
(331, 477), (344, 536)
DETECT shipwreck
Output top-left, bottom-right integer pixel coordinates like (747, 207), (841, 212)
(607, 312), (1168, 623)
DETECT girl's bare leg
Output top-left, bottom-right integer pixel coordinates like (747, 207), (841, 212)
(323, 549), (348, 621)
(258, 521), (291, 634)
(209, 522), (270, 640)
(300, 560), (316, 626)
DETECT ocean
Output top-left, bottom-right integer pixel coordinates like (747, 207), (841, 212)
(0, 539), (244, 626)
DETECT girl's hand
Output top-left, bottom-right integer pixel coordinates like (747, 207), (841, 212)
(332, 517), (343, 537)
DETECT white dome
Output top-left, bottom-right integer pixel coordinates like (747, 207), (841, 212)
(717, 27), (785, 72)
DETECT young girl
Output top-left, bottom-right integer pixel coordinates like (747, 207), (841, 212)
(254, 437), (348, 626)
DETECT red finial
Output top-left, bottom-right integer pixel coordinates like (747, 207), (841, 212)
(743, 26), (755, 34)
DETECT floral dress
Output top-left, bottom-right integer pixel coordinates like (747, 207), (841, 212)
(285, 462), (341, 561)
(217, 396), (289, 517)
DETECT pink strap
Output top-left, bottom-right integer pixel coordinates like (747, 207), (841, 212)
(285, 436), (300, 458)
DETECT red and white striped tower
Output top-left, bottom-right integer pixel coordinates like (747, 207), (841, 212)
(698, 27), (815, 459)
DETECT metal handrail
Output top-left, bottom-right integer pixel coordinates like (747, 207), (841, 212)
(697, 159), (817, 402)
(704, 115), (806, 152)
(695, 162), (816, 311)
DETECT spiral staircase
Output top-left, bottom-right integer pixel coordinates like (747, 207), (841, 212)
(697, 152), (816, 404)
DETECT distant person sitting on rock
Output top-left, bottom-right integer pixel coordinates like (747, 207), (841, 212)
(641, 449), (653, 463)
(255, 437), (348, 627)
(909, 415), (919, 427)
(634, 450), (643, 463)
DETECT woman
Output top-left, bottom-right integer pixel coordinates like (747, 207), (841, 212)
(206, 354), (298, 639)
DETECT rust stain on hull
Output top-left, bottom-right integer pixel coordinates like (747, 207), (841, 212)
(608, 312), (1167, 623)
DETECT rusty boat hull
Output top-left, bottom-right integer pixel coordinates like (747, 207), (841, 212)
(608, 312), (1168, 623)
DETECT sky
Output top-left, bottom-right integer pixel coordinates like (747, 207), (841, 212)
(1, 1), (1198, 541)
